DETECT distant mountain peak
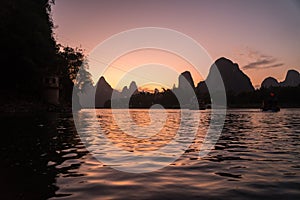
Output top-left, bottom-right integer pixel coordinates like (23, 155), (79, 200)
(261, 69), (300, 88)
(287, 69), (299, 74)
(285, 69), (299, 79)
(129, 81), (138, 90)
(215, 57), (239, 72)
(99, 76), (105, 82)
(197, 57), (254, 94)
(95, 76), (113, 107)
(261, 77), (279, 88)
(282, 69), (300, 87)
(178, 71), (195, 89)
(215, 57), (233, 63)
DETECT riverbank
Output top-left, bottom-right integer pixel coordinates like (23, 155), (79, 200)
(1, 94), (299, 114)
(0, 93), (72, 114)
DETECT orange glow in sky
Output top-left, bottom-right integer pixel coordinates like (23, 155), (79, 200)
(90, 49), (205, 91)
(52, 0), (300, 89)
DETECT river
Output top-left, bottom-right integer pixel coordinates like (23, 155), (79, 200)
(1, 109), (300, 199)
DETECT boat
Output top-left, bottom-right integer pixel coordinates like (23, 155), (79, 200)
(261, 92), (280, 112)
(261, 106), (280, 112)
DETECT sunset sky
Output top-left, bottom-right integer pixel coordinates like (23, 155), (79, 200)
(52, 0), (300, 90)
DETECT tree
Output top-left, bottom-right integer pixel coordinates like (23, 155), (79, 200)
(0, 0), (57, 95)
(56, 46), (93, 103)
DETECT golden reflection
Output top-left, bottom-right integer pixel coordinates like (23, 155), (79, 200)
(97, 109), (180, 152)
(130, 110), (151, 127)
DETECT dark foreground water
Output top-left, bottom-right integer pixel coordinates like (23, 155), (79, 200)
(1, 109), (300, 199)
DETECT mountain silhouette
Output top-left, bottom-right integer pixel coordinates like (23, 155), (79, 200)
(261, 69), (300, 88)
(88, 57), (300, 109)
(173, 71), (197, 105)
(261, 77), (280, 88)
(120, 81), (138, 98)
(281, 70), (300, 87)
(121, 86), (130, 98)
(197, 57), (254, 94)
(95, 76), (113, 108)
(129, 81), (139, 95)
(178, 71), (195, 90)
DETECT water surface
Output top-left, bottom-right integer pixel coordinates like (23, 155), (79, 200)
(1, 109), (300, 199)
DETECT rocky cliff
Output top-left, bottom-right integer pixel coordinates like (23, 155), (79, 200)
(197, 57), (255, 94)
(95, 76), (113, 107)
(261, 69), (300, 88)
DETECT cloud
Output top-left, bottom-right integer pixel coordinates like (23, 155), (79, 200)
(243, 58), (284, 70)
(263, 63), (284, 69)
(242, 48), (284, 70)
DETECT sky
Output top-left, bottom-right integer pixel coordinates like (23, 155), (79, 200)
(52, 0), (300, 90)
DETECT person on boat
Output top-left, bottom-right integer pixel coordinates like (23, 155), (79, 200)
(261, 92), (280, 112)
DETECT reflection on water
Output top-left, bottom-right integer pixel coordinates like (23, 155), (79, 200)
(1, 109), (300, 199)
(74, 109), (203, 173)
(96, 109), (181, 152)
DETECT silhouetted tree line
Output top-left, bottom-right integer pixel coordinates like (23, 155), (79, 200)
(227, 86), (300, 108)
(57, 46), (93, 104)
(1, 0), (92, 106)
(194, 81), (300, 108)
(105, 85), (300, 109)
(1, 0), (56, 93)
(107, 89), (192, 109)
(127, 89), (180, 108)
(196, 85), (300, 108)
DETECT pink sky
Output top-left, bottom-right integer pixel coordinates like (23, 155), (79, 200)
(52, 0), (300, 89)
